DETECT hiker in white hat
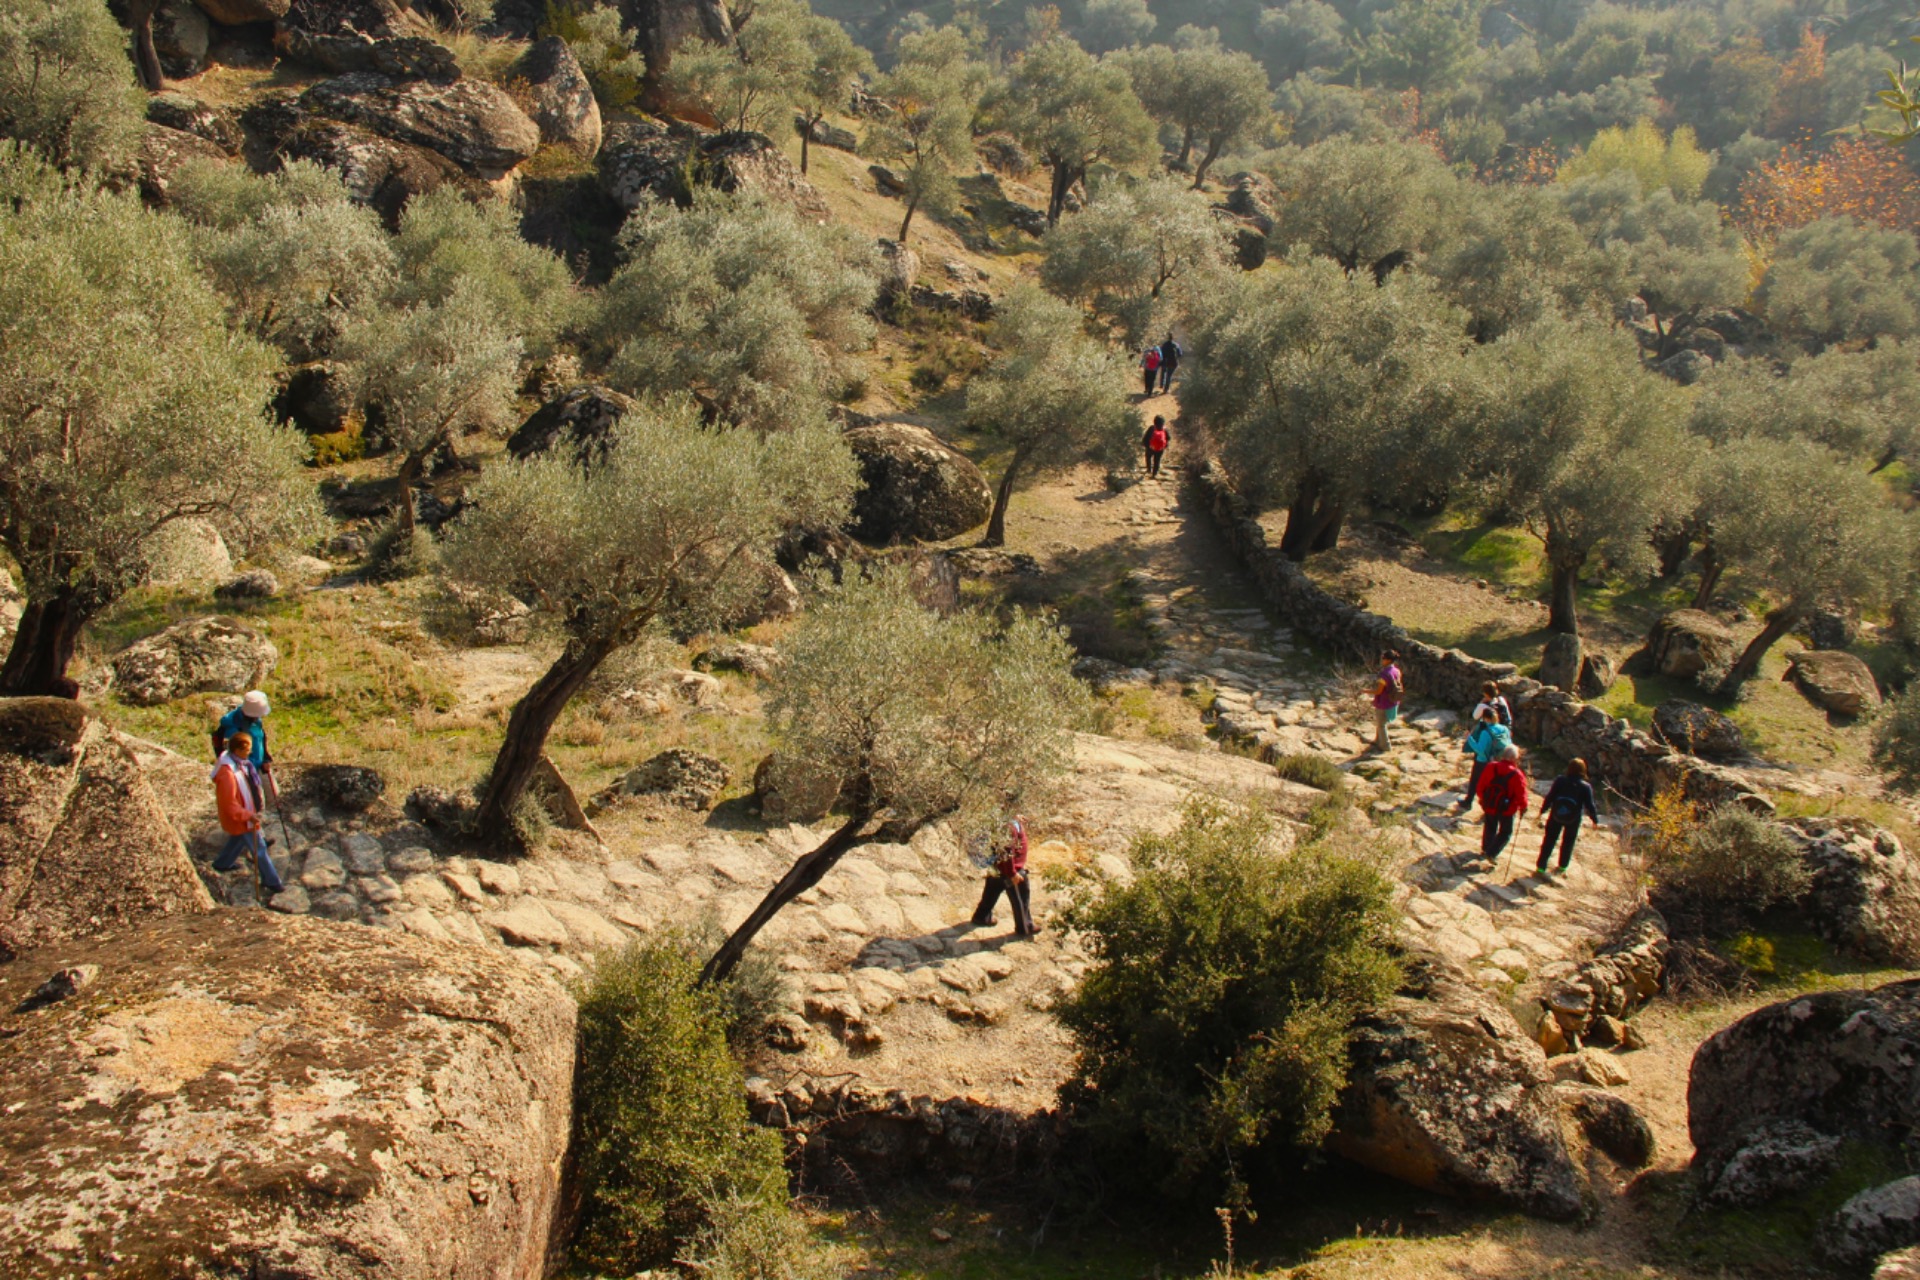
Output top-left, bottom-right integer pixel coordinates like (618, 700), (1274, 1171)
(211, 689), (273, 772)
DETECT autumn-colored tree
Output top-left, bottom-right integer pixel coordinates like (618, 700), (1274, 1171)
(1736, 138), (1920, 241)
(1768, 28), (1827, 141)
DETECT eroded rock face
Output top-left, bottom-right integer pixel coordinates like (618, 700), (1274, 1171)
(1328, 953), (1585, 1221)
(513, 36), (601, 157)
(0, 910), (574, 1280)
(1822, 1178), (1920, 1273)
(615, 747), (731, 810)
(111, 616), (279, 706)
(1788, 820), (1920, 966)
(1690, 978), (1920, 1202)
(1787, 648), (1882, 718)
(598, 120), (828, 218)
(277, 117), (487, 225)
(1652, 700), (1743, 759)
(302, 72), (541, 175)
(0, 699), (212, 962)
(1644, 610), (1735, 680)
(843, 421), (993, 544)
(507, 383), (634, 465)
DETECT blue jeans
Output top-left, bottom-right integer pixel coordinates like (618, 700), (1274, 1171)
(1159, 364), (1175, 392)
(215, 830), (284, 893)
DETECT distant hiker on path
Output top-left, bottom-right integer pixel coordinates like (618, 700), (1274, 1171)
(1157, 334), (1182, 393)
(971, 815), (1039, 937)
(1140, 345), (1161, 397)
(211, 731), (284, 894)
(1142, 415), (1169, 479)
(1367, 649), (1403, 752)
(1476, 744), (1530, 862)
(1456, 705), (1513, 813)
(1537, 757), (1601, 876)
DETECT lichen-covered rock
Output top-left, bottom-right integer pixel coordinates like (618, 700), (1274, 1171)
(1788, 820), (1920, 966)
(0, 700), (212, 962)
(137, 122), (231, 206)
(513, 35), (601, 157)
(279, 29), (462, 80)
(753, 751), (839, 824)
(620, 0), (733, 102)
(277, 117), (488, 225)
(598, 120), (828, 217)
(146, 0), (212, 77)
(1557, 1083), (1656, 1169)
(1644, 609), (1735, 680)
(1328, 953), (1585, 1221)
(694, 641), (781, 679)
(1652, 700), (1743, 759)
(843, 421), (993, 544)
(0, 910), (574, 1280)
(1787, 648), (1882, 718)
(1538, 632), (1582, 693)
(1690, 978), (1920, 1201)
(615, 748), (731, 809)
(1576, 650), (1615, 698)
(214, 568), (280, 600)
(298, 762), (387, 812)
(444, 581), (533, 645)
(1822, 1178), (1920, 1273)
(112, 616), (278, 706)
(143, 517), (232, 585)
(148, 91), (244, 154)
(301, 72), (541, 175)
(506, 383), (634, 465)
(1696, 1119), (1842, 1208)
(194, 0), (290, 23)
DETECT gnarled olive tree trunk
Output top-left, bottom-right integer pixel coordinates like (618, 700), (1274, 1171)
(700, 802), (880, 987)
(474, 633), (620, 852)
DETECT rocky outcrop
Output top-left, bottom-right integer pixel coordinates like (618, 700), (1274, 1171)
(513, 36), (601, 157)
(301, 73), (541, 175)
(754, 751), (838, 824)
(1651, 700), (1743, 760)
(1787, 648), (1882, 717)
(1329, 953), (1585, 1221)
(1788, 820), (1920, 965)
(694, 640), (781, 679)
(599, 120), (828, 217)
(506, 383), (634, 465)
(296, 762), (388, 812)
(143, 517), (232, 585)
(1644, 609), (1735, 681)
(111, 616), (279, 706)
(281, 29), (462, 80)
(0, 699), (212, 962)
(277, 117), (486, 225)
(874, 237), (919, 303)
(1822, 1178), (1920, 1273)
(0, 910), (574, 1280)
(1689, 978), (1920, 1204)
(196, 0), (290, 23)
(610, 748), (732, 810)
(620, 0), (733, 104)
(214, 568), (280, 600)
(138, 122), (231, 206)
(147, 92), (244, 153)
(146, 0), (212, 77)
(843, 421), (993, 544)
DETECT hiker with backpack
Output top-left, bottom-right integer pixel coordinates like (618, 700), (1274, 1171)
(1456, 704), (1514, 813)
(1475, 744), (1530, 862)
(212, 688), (281, 814)
(1537, 758), (1601, 876)
(1368, 649), (1404, 752)
(211, 731), (285, 895)
(1140, 345), (1161, 397)
(1157, 334), (1182, 393)
(1142, 415), (1170, 479)
(970, 814), (1039, 938)
(1473, 681), (1512, 732)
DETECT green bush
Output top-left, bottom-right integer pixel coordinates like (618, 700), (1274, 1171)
(1058, 797), (1404, 1207)
(571, 933), (789, 1275)
(1272, 752), (1345, 792)
(1873, 685), (1920, 792)
(1649, 803), (1811, 934)
(678, 1188), (842, 1280)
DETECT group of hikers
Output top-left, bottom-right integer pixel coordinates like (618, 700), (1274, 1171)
(1368, 655), (1603, 878)
(208, 689), (285, 894)
(1140, 334), (1182, 397)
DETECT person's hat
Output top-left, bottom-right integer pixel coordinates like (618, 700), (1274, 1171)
(241, 690), (271, 718)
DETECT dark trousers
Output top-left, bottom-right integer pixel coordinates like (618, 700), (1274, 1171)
(1538, 817), (1581, 870)
(1464, 758), (1487, 805)
(1145, 447), (1164, 477)
(1481, 812), (1516, 859)
(973, 872), (1034, 933)
(1143, 370), (1157, 396)
(1159, 363), (1176, 392)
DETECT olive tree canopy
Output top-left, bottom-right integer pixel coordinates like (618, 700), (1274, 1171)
(994, 35), (1158, 225)
(1757, 216), (1920, 348)
(863, 26), (988, 243)
(0, 0), (144, 171)
(1040, 175), (1233, 342)
(1267, 138), (1464, 280)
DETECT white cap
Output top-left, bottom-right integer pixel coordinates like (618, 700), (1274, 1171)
(241, 690), (271, 718)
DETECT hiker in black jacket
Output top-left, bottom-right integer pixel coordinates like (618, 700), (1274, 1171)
(1157, 335), (1182, 393)
(1537, 757), (1601, 875)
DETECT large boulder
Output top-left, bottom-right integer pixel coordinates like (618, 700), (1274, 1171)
(1821, 1178), (1920, 1273)
(147, 91), (244, 154)
(1652, 700), (1744, 759)
(620, 0), (733, 106)
(614, 747), (731, 810)
(276, 117), (487, 226)
(512, 36), (601, 157)
(1689, 978), (1920, 1204)
(111, 616), (279, 706)
(598, 119), (827, 217)
(137, 122), (230, 206)
(1787, 820), (1920, 966)
(1538, 632), (1582, 693)
(843, 422), (993, 544)
(753, 751), (839, 824)
(0, 910), (574, 1280)
(301, 72), (541, 176)
(1787, 648), (1882, 718)
(280, 29), (462, 80)
(195, 0), (290, 23)
(1644, 609), (1736, 680)
(143, 0), (212, 77)
(142, 517), (232, 585)
(1576, 651), (1615, 698)
(0, 699), (212, 962)
(1327, 953), (1586, 1221)
(276, 0), (432, 43)
(506, 383), (634, 465)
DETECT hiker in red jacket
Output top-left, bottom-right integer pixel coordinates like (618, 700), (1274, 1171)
(970, 815), (1038, 937)
(1142, 415), (1169, 479)
(1475, 744), (1530, 861)
(1140, 346), (1161, 397)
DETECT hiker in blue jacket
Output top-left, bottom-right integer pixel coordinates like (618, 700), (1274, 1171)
(1455, 707), (1512, 813)
(1537, 758), (1602, 875)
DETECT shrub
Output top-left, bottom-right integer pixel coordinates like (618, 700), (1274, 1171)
(1648, 802), (1810, 934)
(0, 0), (144, 171)
(571, 933), (789, 1274)
(1272, 752), (1345, 792)
(677, 1189), (842, 1280)
(1873, 685), (1920, 792)
(1058, 797), (1403, 1207)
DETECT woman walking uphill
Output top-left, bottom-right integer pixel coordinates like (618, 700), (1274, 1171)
(1537, 758), (1601, 875)
(1140, 345), (1161, 397)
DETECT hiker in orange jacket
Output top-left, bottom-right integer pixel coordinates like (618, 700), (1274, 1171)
(1475, 744), (1530, 862)
(211, 731), (284, 893)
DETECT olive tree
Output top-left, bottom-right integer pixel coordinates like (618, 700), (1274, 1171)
(1482, 319), (1693, 635)
(335, 284), (522, 538)
(1757, 216), (1920, 348)
(391, 187), (579, 360)
(994, 35), (1158, 225)
(965, 285), (1139, 546)
(1267, 138), (1464, 280)
(1426, 183), (1613, 341)
(1181, 257), (1478, 559)
(593, 191), (878, 431)
(792, 10), (871, 174)
(1350, 0), (1486, 121)
(443, 402), (858, 851)
(0, 156), (317, 695)
(0, 0), (144, 170)
(1697, 437), (1912, 691)
(701, 565), (1085, 985)
(1115, 42), (1271, 187)
(671, 0), (813, 134)
(1690, 347), (1920, 475)
(864, 26), (987, 243)
(1039, 176), (1232, 341)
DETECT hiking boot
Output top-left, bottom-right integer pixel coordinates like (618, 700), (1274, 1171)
(970, 914), (996, 928)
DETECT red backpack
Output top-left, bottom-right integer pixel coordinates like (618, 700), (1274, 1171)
(1143, 348), (1161, 371)
(1147, 426), (1168, 451)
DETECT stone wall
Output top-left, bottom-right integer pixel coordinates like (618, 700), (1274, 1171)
(1192, 463), (1769, 812)
(1537, 905), (1668, 1053)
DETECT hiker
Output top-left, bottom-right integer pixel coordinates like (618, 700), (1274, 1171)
(1473, 680), (1512, 730)
(1142, 414), (1170, 479)
(1158, 334), (1182, 393)
(211, 731), (284, 894)
(1367, 649), (1403, 752)
(1140, 345), (1161, 397)
(1475, 744), (1530, 862)
(212, 689), (272, 769)
(971, 815), (1039, 937)
(1537, 757), (1601, 876)
(1455, 706), (1513, 813)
